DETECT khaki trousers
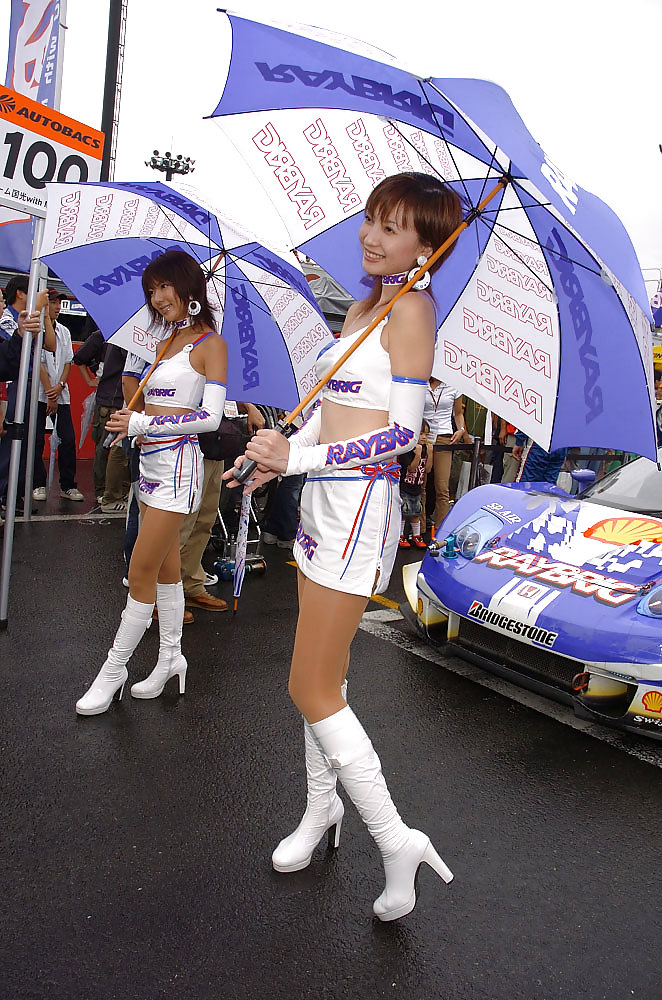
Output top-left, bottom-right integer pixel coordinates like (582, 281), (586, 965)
(179, 458), (224, 598)
(421, 433), (453, 530)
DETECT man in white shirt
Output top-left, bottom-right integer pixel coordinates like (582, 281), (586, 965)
(32, 290), (84, 501)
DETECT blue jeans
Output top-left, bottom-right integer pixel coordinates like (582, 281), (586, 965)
(264, 474), (305, 540)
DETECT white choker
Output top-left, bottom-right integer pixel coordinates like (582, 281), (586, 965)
(381, 271), (408, 285)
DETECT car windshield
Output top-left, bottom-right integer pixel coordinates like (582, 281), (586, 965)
(581, 452), (662, 515)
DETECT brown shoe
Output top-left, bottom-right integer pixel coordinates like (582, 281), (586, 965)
(153, 607), (195, 624)
(186, 590), (228, 612)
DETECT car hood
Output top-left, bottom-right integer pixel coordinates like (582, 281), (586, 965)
(421, 484), (662, 666)
(442, 484), (662, 589)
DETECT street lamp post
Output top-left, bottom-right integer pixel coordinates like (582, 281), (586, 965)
(145, 150), (195, 182)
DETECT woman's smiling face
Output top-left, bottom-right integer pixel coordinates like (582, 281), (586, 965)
(358, 205), (431, 278)
(147, 279), (188, 323)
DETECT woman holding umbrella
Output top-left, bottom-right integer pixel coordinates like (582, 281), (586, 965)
(76, 250), (227, 715)
(226, 173), (463, 921)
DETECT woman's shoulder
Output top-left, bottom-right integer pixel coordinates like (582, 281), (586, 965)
(388, 290), (436, 329)
(191, 327), (225, 353)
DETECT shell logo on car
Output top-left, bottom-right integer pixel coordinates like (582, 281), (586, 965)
(584, 517), (662, 546)
(641, 690), (662, 714)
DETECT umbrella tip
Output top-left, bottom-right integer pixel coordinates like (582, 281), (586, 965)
(233, 598), (238, 614)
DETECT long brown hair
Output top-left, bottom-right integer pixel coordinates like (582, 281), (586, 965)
(142, 249), (217, 333)
(357, 173), (463, 317)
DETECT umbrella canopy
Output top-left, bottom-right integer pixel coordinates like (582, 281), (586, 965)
(38, 180), (334, 410)
(209, 14), (656, 459)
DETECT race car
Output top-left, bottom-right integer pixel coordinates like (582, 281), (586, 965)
(402, 453), (662, 740)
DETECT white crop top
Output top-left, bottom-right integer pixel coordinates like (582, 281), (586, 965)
(316, 317), (392, 411)
(142, 340), (206, 410)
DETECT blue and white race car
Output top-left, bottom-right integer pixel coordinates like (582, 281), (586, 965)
(402, 454), (662, 740)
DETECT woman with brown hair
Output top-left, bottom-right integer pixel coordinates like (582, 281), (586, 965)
(226, 173), (463, 920)
(76, 250), (227, 715)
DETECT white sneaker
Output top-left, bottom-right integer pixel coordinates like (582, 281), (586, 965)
(32, 487), (47, 501)
(261, 532), (278, 545)
(61, 488), (84, 501)
(203, 571), (219, 587)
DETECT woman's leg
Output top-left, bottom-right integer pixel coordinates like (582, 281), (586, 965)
(289, 580), (453, 920)
(128, 504), (186, 601)
(288, 578), (367, 723)
(272, 574), (356, 872)
(131, 529), (188, 700)
(76, 506), (185, 715)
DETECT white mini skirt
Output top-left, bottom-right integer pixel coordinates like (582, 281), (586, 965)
(293, 461), (401, 597)
(138, 434), (203, 514)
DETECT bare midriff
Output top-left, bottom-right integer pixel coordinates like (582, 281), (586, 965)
(319, 399), (388, 445)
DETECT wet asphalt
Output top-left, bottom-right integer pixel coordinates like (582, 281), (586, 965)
(1, 474), (661, 1000)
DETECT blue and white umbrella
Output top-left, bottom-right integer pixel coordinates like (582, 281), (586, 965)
(38, 180), (334, 410)
(209, 14), (656, 459)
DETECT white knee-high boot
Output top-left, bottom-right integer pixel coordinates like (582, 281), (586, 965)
(131, 582), (187, 699)
(76, 595), (155, 716)
(272, 681), (348, 872)
(311, 705), (453, 921)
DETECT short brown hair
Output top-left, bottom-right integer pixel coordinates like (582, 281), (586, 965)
(358, 173), (463, 316)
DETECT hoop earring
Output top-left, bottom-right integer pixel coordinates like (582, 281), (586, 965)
(407, 255), (431, 291)
(188, 299), (201, 316)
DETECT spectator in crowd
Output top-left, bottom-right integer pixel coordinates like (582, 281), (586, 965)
(0, 303), (43, 433)
(73, 329), (130, 510)
(496, 417), (519, 484)
(398, 419), (432, 548)
(0, 276), (56, 513)
(261, 470), (305, 550)
(32, 290), (84, 502)
(512, 432), (568, 485)
(422, 376), (466, 533)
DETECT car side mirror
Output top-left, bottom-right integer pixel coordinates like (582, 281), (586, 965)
(570, 468), (596, 485)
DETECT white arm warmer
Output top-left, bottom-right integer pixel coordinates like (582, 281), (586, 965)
(289, 401), (322, 448)
(128, 381), (227, 437)
(285, 377), (427, 476)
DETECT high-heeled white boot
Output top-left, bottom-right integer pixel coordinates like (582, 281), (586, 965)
(76, 595), (154, 716)
(312, 705), (453, 921)
(272, 681), (348, 873)
(131, 582), (187, 699)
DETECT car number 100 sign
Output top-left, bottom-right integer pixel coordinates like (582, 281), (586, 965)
(0, 86), (104, 218)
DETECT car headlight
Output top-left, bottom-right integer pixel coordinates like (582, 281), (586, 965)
(453, 511), (503, 559)
(637, 586), (662, 618)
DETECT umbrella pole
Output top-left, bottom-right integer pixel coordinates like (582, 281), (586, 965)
(232, 178), (507, 485)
